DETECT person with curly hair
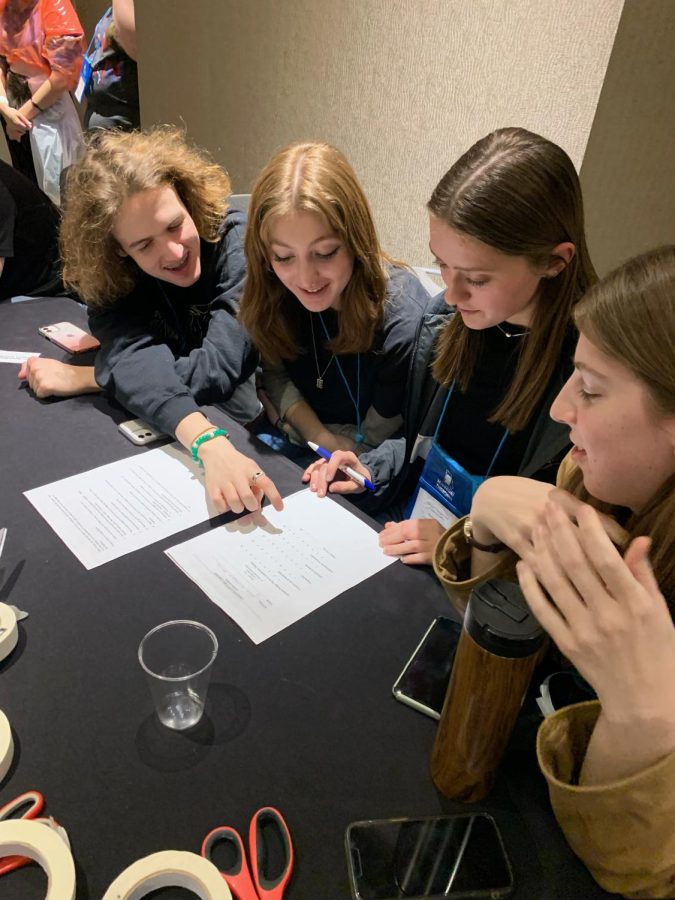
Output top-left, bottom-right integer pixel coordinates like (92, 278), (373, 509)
(20, 127), (282, 515)
(239, 141), (432, 468)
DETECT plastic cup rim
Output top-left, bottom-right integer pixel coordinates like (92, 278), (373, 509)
(138, 619), (218, 682)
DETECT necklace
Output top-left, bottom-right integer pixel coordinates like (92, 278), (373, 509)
(309, 313), (335, 389)
(318, 313), (364, 444)
(495, 323), (527, 339)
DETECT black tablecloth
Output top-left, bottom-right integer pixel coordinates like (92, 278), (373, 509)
(0, 296), (613, 898)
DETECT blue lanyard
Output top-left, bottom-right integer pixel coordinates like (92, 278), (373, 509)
(318, 313), (364, 444)
(433, 382), (509, 478)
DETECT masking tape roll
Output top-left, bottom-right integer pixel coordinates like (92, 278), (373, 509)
(103, 850), (232, 899)
(0, 602), (18, 662)
(0, 818), (76, 899)
(0, 709), (13, 784)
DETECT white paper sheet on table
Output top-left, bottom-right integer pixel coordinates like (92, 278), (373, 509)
(0, 350), (40, 364)
(24, 445), (213, 569)
(166, 489), (396, 643)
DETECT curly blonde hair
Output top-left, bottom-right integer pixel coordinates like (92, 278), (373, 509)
(239, 142), (396, 363)
(60, 127), (231, 308)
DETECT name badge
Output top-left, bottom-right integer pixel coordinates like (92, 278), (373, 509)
(74, 56), (93, 104)
(406, 441), (485, 522)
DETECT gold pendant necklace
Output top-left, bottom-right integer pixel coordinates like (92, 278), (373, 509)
(309, 314), (335, 389)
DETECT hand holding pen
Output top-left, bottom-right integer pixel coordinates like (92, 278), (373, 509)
(303, 442), (376, 498)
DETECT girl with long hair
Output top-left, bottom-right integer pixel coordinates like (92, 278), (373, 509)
(434, 245), (675, 897)
(239, 141), (431, 465)
(306, 127), (595, 550)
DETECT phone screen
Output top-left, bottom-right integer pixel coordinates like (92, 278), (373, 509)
(346, 814), (514, 899)
(392, 617), (462, 718)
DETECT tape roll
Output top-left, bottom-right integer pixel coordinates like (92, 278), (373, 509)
(103, 850), (232, 899)
(0, 709), (13, 784)
(0, 603), (18, 662)
(0, 818), (76, 899)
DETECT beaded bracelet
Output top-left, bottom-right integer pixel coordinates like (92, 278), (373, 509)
(190, 428), (229, 466)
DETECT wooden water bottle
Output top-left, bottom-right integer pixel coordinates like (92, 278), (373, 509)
(431, 579), (546, 802)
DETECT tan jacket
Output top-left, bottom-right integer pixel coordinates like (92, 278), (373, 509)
(538, 702), (675, 898)
(432, 454), (578, 613)
(431, 457), (675, 898)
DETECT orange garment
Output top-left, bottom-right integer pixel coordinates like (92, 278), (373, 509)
(0, 0), (84, 88)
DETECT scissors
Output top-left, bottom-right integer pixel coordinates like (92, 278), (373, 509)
(201, 806), (294, 899)
(0, 790), (49, 875)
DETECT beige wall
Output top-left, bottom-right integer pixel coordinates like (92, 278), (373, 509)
(580, 0), (675, 274)
(136, 0), (623, 267)
(10, 0), (674, 276)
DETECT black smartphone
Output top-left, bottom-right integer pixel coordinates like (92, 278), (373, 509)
(392, 617), (462, 719)
(536, 670), (597, 716)
(346, 813), (514, 899)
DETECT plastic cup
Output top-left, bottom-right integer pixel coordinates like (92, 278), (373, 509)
(138, 620), (218, 731)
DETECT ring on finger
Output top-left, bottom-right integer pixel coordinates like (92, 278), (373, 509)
(249, 470), (266, 485)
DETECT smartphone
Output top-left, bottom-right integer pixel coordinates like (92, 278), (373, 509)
(392, 617), (462, 720)
(118, 419), (167, 446)
(38, 322), (100, 354)
(346, 813), (514, 899)
(536, 670), (597, 717)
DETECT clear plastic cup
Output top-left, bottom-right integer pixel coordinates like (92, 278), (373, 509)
(138, 620), (218, 731)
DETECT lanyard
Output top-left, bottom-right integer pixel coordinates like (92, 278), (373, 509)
(434, 382), (509, 478)
(318, 313), (364, 444)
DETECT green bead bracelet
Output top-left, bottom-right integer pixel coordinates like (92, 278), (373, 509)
(191, 428), (229, 466)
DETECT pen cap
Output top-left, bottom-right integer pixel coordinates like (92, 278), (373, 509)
(464, 579), (545, 658)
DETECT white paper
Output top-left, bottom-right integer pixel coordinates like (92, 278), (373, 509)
(166, 489), (395, 643)
(0, 350), (40, 364)
(410, 486), (459, 529)
(24, 445), (214, 569)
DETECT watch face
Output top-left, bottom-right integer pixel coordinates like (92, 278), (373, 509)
(463, 518), (504, 553)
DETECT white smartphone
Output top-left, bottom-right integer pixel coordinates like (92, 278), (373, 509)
(118, 419), (167, 446)
(38, 322), (100, 354)
(392, 617), (462, 719)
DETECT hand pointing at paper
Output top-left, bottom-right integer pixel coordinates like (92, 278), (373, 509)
(176, 412), (284, 515)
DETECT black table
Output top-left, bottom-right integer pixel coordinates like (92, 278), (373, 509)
(0, 296), (613, 898)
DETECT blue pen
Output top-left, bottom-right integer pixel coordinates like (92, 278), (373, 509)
(307, 442), (376, 492)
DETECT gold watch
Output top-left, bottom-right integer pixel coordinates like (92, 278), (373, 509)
(463, 517), (506, 553)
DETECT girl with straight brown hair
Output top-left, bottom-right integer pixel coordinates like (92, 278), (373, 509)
(306, 127), (596, 542)
(239, 141), (431, 465)
(434, 245), (675, 897)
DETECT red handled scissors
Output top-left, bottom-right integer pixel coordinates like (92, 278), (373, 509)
(201, 806), (294, 899)
(0, 790), (45, 875)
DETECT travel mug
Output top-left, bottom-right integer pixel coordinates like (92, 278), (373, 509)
(431, 579), (546, 802)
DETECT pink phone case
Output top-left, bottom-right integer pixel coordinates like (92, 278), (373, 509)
(39, 322), (100, 354)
